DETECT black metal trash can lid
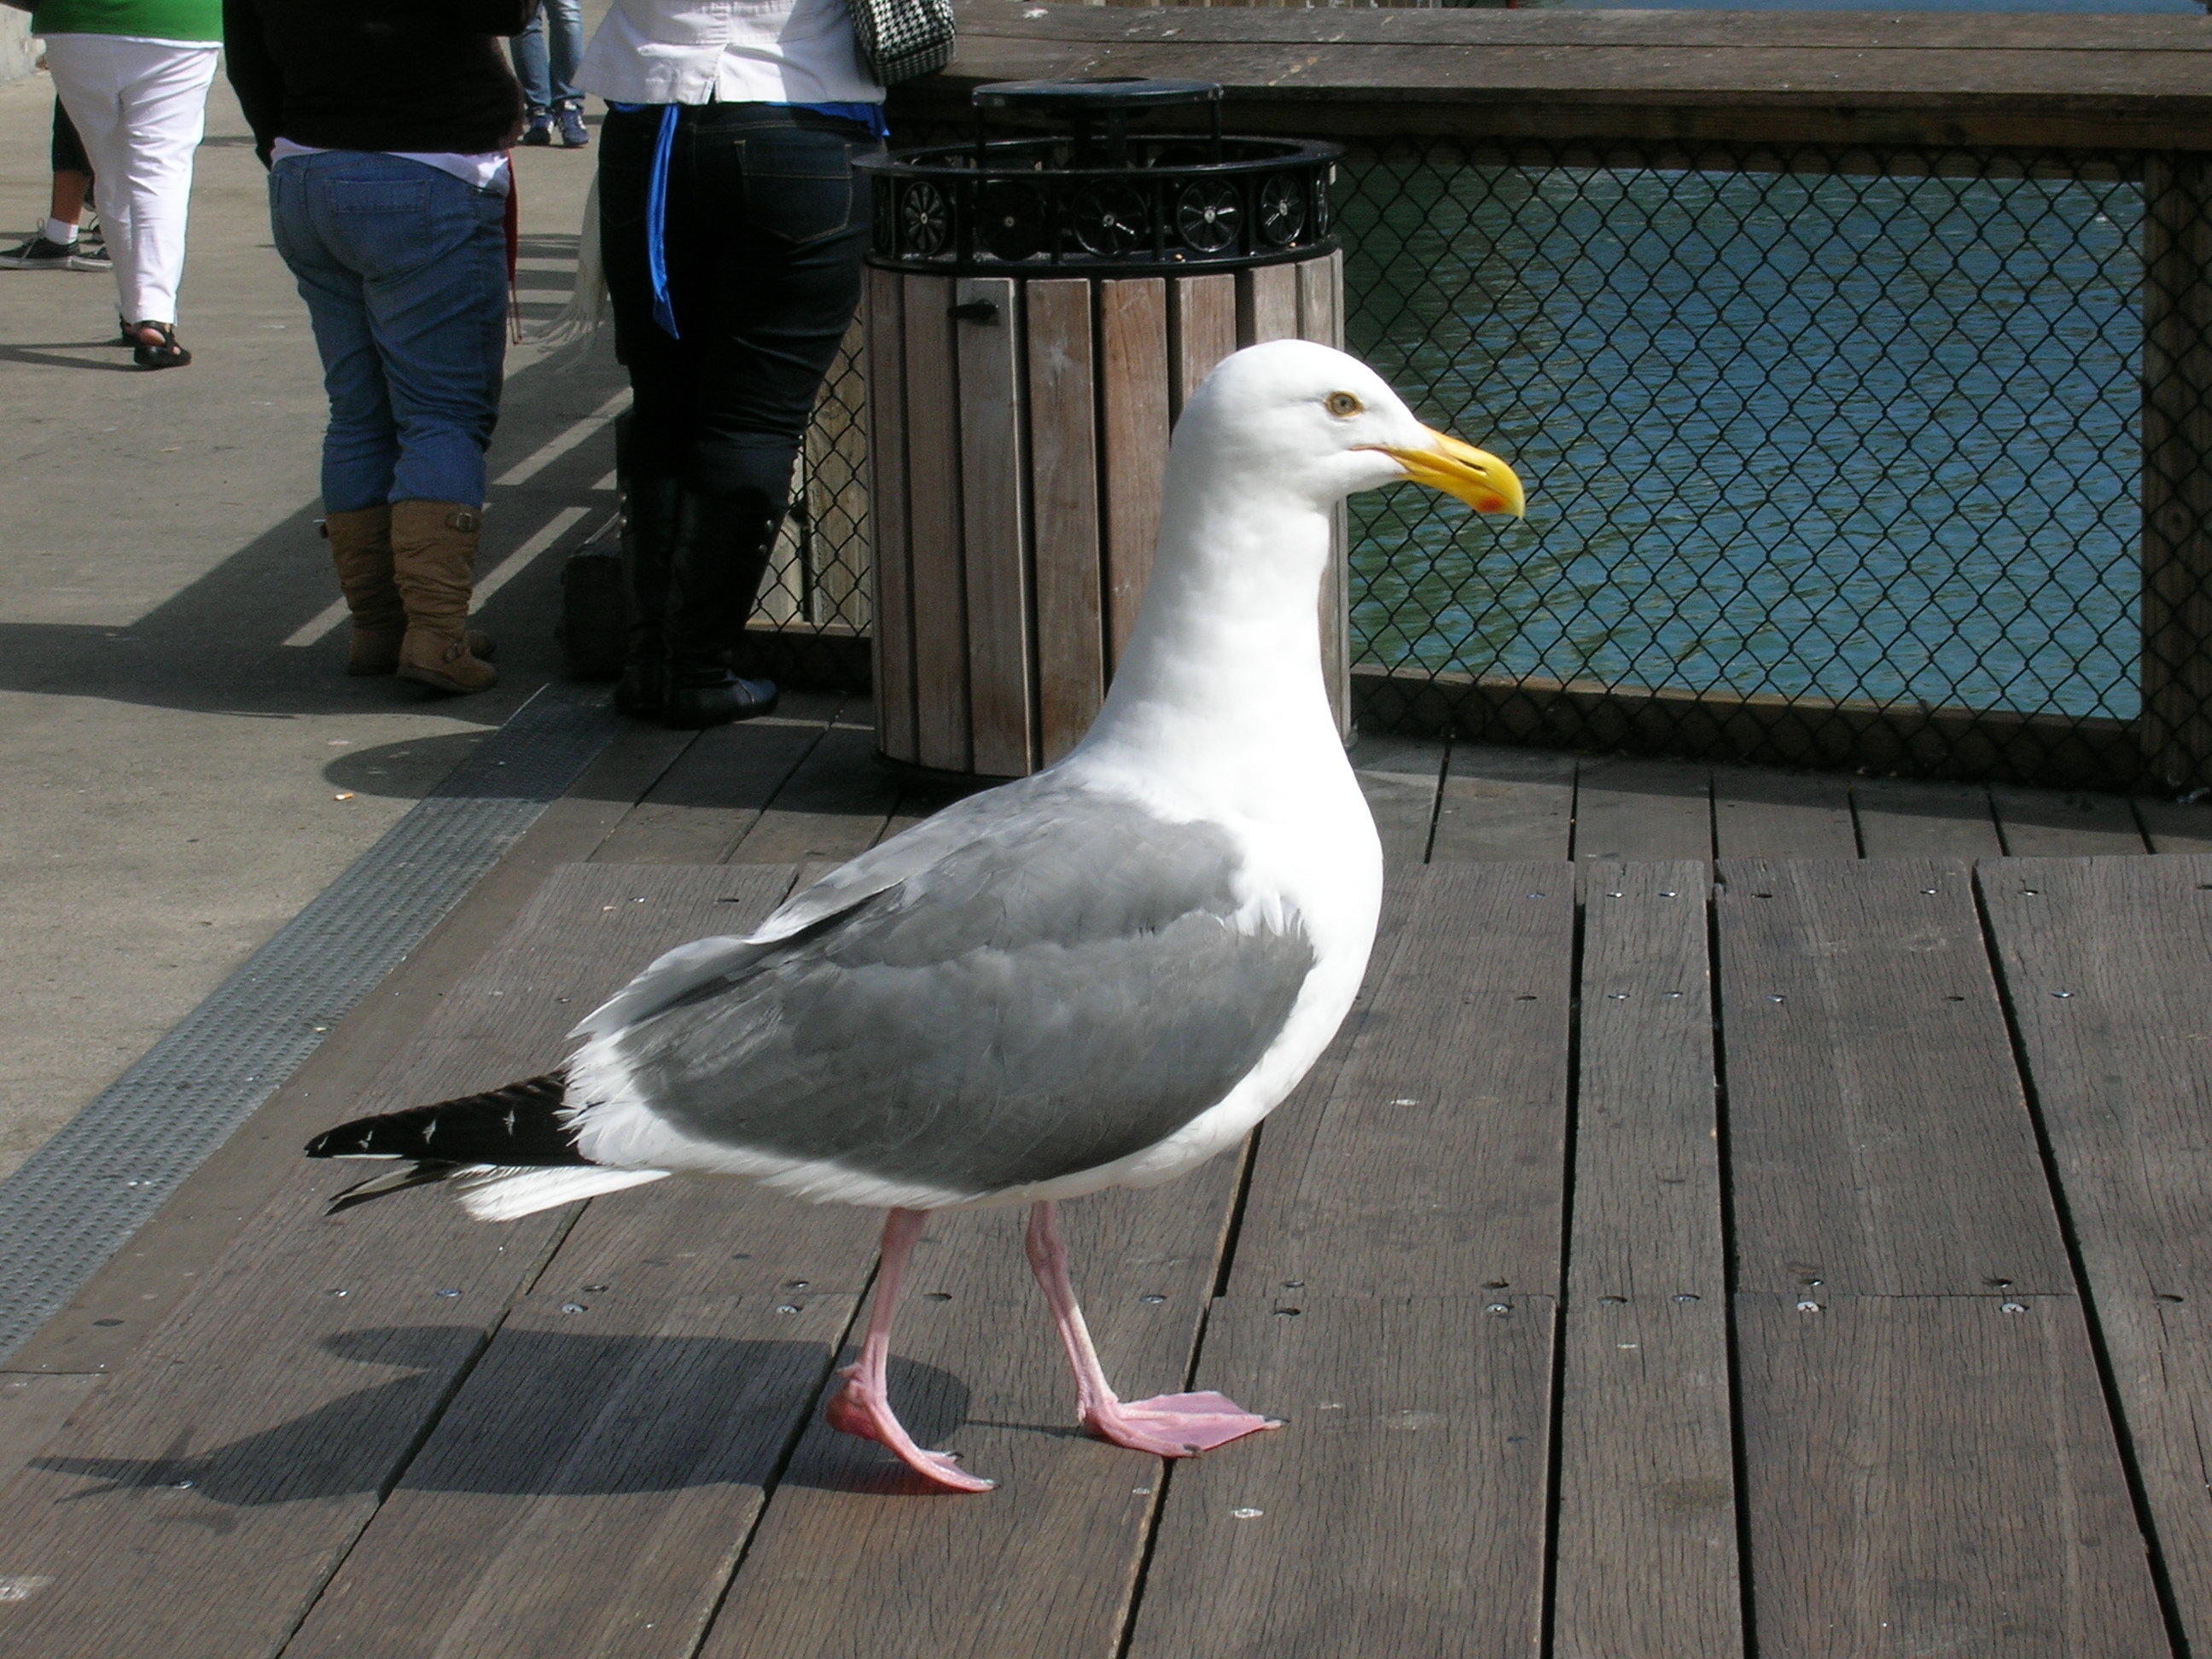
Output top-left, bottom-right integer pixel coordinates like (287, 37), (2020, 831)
(859, 74), (1337, 277)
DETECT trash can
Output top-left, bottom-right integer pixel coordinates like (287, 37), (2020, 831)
(858, 79), (1347, 778)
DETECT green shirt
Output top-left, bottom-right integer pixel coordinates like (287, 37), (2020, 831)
(33, 0), (221, 42)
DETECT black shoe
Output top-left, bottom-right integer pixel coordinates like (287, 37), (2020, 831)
(0, 233), (79, 271)
(129, 321), (191, 370)
(661, 672), (779, 730)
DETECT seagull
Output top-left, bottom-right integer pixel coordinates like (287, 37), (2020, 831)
(307, 340), (1524, 1493)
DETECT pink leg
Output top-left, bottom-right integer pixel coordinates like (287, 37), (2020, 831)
(823, 1208), (995, 1493)
(1023, 1201), (1281, 1458)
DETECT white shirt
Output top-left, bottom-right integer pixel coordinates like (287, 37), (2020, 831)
(578, 0), (883, 108)
(270, 139), (510, 194)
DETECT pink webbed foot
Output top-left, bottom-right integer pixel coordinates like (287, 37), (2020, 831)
(824, 1365), (997, 1493)
(1082, 1389), (1284, 1458)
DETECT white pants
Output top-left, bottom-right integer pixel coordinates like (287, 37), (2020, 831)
(42, 35), (219, 324)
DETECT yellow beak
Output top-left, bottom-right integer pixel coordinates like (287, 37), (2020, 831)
(1373, 428), (1525, 517)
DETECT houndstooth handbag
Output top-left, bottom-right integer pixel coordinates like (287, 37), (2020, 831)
(848, 0), (954, 86)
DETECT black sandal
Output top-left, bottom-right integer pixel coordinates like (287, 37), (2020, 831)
(129, 321), (191, 370)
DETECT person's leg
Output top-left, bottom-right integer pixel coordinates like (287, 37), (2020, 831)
(49, 174), (90, 230)
(0, 139), (92, 265)
(49, 96), (91, 225)
(547, 0), (588, 145)
(655, 110), (872, 727)
(546, 0), (585, 106)
(114, 44), (218, 323)
(271, 167), (400, 515)
(329, 156), (508, 691)
(48, 99), (93, 245)
(40, 37), (133, 305)
(510, 11), (552, 141)
(269, 155), (410, 672)
(602, 105), (706, 715)
(67, 38), (218, 361)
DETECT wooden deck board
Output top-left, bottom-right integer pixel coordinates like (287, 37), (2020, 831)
(724, 719), (902, 867)
(591, 700), (839, 865)
(696, 1181), (1240, 1659)
(1982, 853), (2212, 1648)
(0, 723), (697, 1382)
(1718, 855), (2168, 1655)
(14, 701), (2212, 1656)
(276, 870), (883, 1659)
(1225, 863), (1575, 1301)
(0, 865), (783, 1659)
(1992, 785), (2151, 857)
(1131, 864), (1563, 1656)
(1556, 863), (1743, 1659)
(1125, 1294), (1554, 1659)
(1715, 858), (2071, 1295)
(2133, 795), (2212, 853)
(1737, 1291), (2168, 1656)
(1711, 766), (1858, 859)
(1571, 755), (1714, 861)
(1429, 742), (1575, 862)
(1852, 777), (2005, 859)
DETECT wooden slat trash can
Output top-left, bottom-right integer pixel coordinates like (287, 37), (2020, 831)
(858, 79), (1347, 778)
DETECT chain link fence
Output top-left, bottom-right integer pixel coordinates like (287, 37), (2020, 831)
(776, 135), (2202, 792)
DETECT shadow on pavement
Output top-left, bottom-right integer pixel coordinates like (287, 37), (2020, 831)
(0, 335), (625, 725)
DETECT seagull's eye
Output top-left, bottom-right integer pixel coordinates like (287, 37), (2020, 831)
(1325, 392), (1363, 418)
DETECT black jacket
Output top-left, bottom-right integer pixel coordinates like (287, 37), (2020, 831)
(224, 0), (539, 165)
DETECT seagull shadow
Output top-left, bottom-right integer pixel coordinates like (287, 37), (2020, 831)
(33, 1325), (979, 1506)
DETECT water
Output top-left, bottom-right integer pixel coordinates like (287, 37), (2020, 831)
(1342, 156), (2147, 719)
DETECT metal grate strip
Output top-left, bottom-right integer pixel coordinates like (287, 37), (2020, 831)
(0, 684), (622, 1361)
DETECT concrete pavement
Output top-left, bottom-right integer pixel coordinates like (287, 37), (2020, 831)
(0, 61), (627, 1179)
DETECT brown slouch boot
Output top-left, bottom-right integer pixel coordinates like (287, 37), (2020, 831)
(323, 506), (406, 674)
(391, 500), (498, 695)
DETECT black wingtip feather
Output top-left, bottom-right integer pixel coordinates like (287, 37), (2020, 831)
(324, 1161), (464, 1215)
(306, 1072), (582, 1167)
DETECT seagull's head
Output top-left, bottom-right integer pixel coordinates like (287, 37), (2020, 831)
(1183, 339), (1524, 519)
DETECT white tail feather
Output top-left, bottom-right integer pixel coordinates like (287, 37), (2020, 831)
(457, 1165), (670, 1222)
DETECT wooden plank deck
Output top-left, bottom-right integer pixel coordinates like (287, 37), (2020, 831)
(4, 701), (2212, 1657)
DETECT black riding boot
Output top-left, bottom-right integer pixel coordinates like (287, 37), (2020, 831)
(660, 486), (782, 731)
(614, 473), (685, 717)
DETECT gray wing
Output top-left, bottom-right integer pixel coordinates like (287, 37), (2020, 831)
(576, 775), (1097, 1041)
(597, 783), (1315, 1198)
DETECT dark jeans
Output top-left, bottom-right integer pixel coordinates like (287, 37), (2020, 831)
(599, 103), (877, 512)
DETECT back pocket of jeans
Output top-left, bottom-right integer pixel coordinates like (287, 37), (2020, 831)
(742, 135), (853, 246)
(330, 178), (432, 215)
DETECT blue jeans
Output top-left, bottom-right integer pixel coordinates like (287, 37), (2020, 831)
(509, 0), (583, 115)
(270, 153), (509, 513)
